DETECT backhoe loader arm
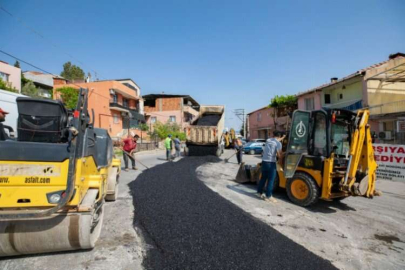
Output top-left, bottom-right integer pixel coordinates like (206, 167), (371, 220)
(342, 109), (377, 196)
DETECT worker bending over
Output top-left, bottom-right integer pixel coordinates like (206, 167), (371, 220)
(122, 134), (139, 171)
(257, 131), (285, 203)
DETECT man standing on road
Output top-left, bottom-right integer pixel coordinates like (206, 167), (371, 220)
(234, 137), (243, 164)
(0, 108), (9, 140)
(122, 134), (139, 171)
(165, 134), (173, 161)
(257, 131), (285, 203)
(174, 135), (181, 158)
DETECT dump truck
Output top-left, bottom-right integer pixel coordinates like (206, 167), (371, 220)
(185, 105), (225, 156)
(0, 88), (121, 256)
(237, 108), (378, 207)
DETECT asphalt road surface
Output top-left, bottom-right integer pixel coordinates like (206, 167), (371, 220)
(130, 155), (336, 270)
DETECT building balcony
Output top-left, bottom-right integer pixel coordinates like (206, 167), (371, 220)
(109, 102), (131, 113)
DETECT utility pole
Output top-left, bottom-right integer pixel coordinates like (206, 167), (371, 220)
(233, 109), (246, 139)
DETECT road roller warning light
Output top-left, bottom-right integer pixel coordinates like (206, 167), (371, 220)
(0, 88), (121, 257)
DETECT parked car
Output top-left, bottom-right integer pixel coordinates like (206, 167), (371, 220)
(243, 139), (266, 155)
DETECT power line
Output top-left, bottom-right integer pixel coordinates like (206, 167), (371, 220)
(0, 5), (104, 80)
(0, 49), (110, 101)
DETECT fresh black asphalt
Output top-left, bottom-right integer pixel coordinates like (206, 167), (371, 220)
(129, 156), (336, 270)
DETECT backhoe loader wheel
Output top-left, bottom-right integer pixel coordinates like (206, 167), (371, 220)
(286, 172), (320, 207)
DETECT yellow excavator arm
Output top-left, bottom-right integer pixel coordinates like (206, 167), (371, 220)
(341, 109), (378, 197)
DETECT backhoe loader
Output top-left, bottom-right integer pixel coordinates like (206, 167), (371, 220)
(0, 88), (121, 256)
(238, 108), (378, 207)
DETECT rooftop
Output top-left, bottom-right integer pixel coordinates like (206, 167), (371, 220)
(297, 53), (405, 97)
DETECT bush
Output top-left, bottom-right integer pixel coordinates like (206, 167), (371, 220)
(149, 121), (186, 141)
(0, 78), (18, 93)
(56, 87), (79, 109)
(21, 81), (42, 98)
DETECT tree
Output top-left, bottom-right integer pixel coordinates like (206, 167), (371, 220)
(56, 86), (79, 109)
(139, 123), (149, 132)
(60, 61), (85, 81)
(14, 61), (20, 68)
(21, 81), (41, 98)
(240, 123), (244, 137)
(0, 78), (18, 93)
(269, 95), (297, 130)
(149, 121), (186, 140)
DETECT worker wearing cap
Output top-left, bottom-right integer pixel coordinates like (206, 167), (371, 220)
(0, 108), (9, 140)
(165, 134), (172, 161)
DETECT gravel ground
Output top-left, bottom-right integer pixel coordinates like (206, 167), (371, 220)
(130, 155), (336, 270)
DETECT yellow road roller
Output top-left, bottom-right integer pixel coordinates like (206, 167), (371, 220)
(0, 88), (120, 256)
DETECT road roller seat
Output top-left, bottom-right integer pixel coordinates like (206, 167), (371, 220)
(16, 97), (69, 143)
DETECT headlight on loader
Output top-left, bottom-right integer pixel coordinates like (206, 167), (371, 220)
(49, 193), (61, 204)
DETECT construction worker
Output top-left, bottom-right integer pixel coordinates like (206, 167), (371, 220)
(173, 135), (181, 158)
(122, 134), (139, 171)
(165, 134), (172, 160)
(234, 137), (243, 164)
(0, 108), (9, 140)
(257, 131), (286, 203)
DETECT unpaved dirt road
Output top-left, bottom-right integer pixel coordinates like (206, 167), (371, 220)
(197, 150), (405, 270)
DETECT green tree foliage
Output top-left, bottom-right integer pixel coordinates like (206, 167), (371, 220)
(0, 78), (18, 93)
(149, 121), (186, 140)
(139, 123), (149, 132)
(56, 87), (79, 109)
(21, 81), (41, 98)
(269, 94), (297, 130)
(14, 61), (20, 68)
(60, 61), (85, 81)
(269, 95), (297, 108)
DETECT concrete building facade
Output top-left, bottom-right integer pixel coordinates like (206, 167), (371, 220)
(23, 71), (68, 98)
(143, 94), (199, 131)
(54, 80), (144, 138)
(0, 61), (21, 92)
(296, 53), (405, 144)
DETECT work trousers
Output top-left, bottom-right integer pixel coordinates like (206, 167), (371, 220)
(175, 146), (180, 157)
(166, 149), (172, 160)
(123, 152), (136, 169)
(236, 149), (243, 164)
(257, 161), (277, 198)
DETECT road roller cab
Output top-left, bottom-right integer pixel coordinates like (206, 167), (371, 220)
(275, 108), (378, 206)
(0, 88), (121, 256)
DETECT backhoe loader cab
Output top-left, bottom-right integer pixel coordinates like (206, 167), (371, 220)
(278, 108), (377, 206)
(0, 88), (121, 256)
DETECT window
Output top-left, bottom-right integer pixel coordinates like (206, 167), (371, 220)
(113, 114), (119, 124)
(304, 97), (315, 110)
(123, 98), (129, 108)
(169, 116), (176, 122)
(337, 93), (343, 100)
(257, 112), (262, 122)
(0, 72), (9, 82)
(324, 94), (331, 104)
(111, 94), (118, 103)
(313, 113), (327, 156)
(151, 117), (157, 123)
(332, 124), (350, 156)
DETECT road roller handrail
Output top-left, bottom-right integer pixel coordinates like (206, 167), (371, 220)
(0, 88), (89, 220)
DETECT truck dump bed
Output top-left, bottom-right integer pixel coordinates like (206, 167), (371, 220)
(186, 105), (225, 156)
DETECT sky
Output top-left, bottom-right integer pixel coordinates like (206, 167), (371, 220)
(1, 0), (404, 130)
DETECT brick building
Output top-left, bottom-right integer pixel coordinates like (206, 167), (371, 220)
(54, 79), (144, 138)
(143, 94), (200, 131)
